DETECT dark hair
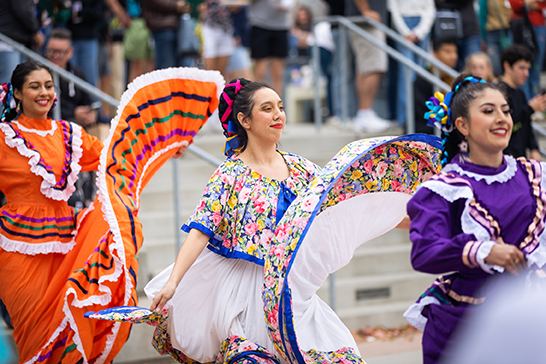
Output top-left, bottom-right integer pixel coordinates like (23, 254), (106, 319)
(501, 44), (534, 70)
(218, 78), (274, 153)
(2, 61), (53, 122)
(432, 38), (457, 52)
(49, 28), (72, 42)
(442, 72), (506, 164)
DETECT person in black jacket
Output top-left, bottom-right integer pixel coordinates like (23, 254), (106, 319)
(0, 0), (44, 84)
(414, 38), (459, 134)
(497, 44), (546, 161)
(45, 28), (97, 128)
(435, 0), (481, 70)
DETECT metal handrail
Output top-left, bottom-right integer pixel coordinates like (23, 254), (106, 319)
(311, 16), (455, 134)
(0, 32), (222, 253)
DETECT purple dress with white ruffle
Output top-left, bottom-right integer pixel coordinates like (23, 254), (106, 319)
(404, 154), (546, 364)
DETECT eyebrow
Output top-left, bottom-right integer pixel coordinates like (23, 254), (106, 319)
(479, 102), (509, 108)
(28, 80), (53, 85)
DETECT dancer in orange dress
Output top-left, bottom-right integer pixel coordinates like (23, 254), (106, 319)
(0, 60), (223, 363)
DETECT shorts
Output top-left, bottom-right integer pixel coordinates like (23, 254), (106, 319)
(227, 45), (251, 73)
(201, 24), (235, 58)
(124, 18), (155, 60)
(349, 25), (388, 75)
(250, 26), (288, 59)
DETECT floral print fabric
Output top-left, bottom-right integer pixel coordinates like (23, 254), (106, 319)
(264, 135), (442, 363)
(183, 151), (319, 265)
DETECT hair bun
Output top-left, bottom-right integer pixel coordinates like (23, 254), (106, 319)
(218, 78), (252, 133)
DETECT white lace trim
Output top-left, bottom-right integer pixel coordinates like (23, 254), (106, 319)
(13, 119), (57, 137)
(403, 296), (440, 332)
(135, 140), (189, 209)
(441, 155), (517, 185)
(0, 121), (84, 201)
(0, 233), (76, 255)
(476, 241), (504, 274)
(21, 317), (69, 364)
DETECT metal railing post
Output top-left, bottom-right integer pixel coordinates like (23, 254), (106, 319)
(172, 159), (182, 253)
(340, 25), (349, 127)
(312, 28), (322, 131)
(52, 72), (61, 121)
(405, 65), (415, 134)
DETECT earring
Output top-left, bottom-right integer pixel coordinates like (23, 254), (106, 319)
(50, 91), (58, 111)
(459, 139), (470, 163)
(15, 100), (21, 115)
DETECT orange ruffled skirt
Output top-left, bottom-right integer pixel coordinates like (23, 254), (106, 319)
(0, 68), (223, 363)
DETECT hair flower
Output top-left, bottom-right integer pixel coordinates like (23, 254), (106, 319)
(424, 91), (453, 133)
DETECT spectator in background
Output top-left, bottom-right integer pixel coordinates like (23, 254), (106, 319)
(140, 0), (191, 69)
(325, 0), (357, 123)
(435, 0), (481, 71)
(388, 0), (435, 128)
(508, 0), (546, 99)
(497, 44), (546, 160)
(464, 52), (495, 82)
(414, 38), (458, 134)
(0, 0), (44, 84)
(123, 0), (156, 83)
(346, 0), (391, 133)
(248, 0), (293, 96)
(66, 0), (105, 88)
(200, 0), (235, 79)
(227, 5), (253, 80)
(478, 0), (512, 76)
(290, 6), (313, 59)
(45, 28), (97, 128)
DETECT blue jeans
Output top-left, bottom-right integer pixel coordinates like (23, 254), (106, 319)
(71, 39), (99, 87)
(0, 50), (23, 85)
(330, 27), (357, 118)
(152, 29), (180, 70)
(523, 25), (546, 99)
(486, 29), (512, 76)
(456, 35), (482, 71)
(395, 16), (429, 126)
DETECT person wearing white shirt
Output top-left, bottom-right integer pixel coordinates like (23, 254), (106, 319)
(387, 0), (435, 127)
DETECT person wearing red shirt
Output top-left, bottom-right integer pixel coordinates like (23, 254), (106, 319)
(509, 0), (546, 98)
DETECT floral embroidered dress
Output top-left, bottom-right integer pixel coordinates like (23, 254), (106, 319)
(0, 68), (223, 364)
(403, 154), (546, 364)
(144, 151), (321, 362)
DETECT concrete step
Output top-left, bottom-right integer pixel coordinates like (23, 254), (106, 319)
(317, 270), (433, 310)
(336, 300), (422, 330)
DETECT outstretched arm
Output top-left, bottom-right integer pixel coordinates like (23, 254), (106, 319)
(150, 228), (210, 311)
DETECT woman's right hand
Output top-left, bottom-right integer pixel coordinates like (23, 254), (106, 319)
(150, 281), (177, 312)
(484, 244), (526, 275)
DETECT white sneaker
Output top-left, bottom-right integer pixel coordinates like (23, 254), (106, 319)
(353, 112), (392, 133)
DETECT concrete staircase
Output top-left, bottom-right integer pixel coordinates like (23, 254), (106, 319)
(0, 124), (436, 364)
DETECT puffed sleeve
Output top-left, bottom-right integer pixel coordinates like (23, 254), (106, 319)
(181, 161), (235, 243)
(79, 129), (103, 172)
(408, 186), (498, 275)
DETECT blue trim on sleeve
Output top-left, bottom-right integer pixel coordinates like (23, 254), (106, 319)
(181, 221), (216, 239)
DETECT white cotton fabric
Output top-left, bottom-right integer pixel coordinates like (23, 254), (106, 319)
(145, 250), (281, 363)
(290, 192), (411, 352)
(145, 192), (412, 361)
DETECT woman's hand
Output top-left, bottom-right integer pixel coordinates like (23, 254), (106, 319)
(484, 244), (526, 275)
(150, 281), (177, 312)
(172, 144), (189, 159)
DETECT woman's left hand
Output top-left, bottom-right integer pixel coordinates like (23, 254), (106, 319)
(485, 244), (526, 275)
(172, 145), (189, 159)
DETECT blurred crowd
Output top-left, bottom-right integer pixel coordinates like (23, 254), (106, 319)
(2, 0), (546, 143)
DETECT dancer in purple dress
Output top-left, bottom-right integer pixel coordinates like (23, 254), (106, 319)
(404, 73), (546, 363)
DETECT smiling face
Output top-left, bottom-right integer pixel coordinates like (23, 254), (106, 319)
(238, 87), (285, 147)
(455, 88), (513, 161)
(13, 69), (55, 120)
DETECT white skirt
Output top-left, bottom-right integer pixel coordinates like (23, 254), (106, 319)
(144, 248), (358, 362)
